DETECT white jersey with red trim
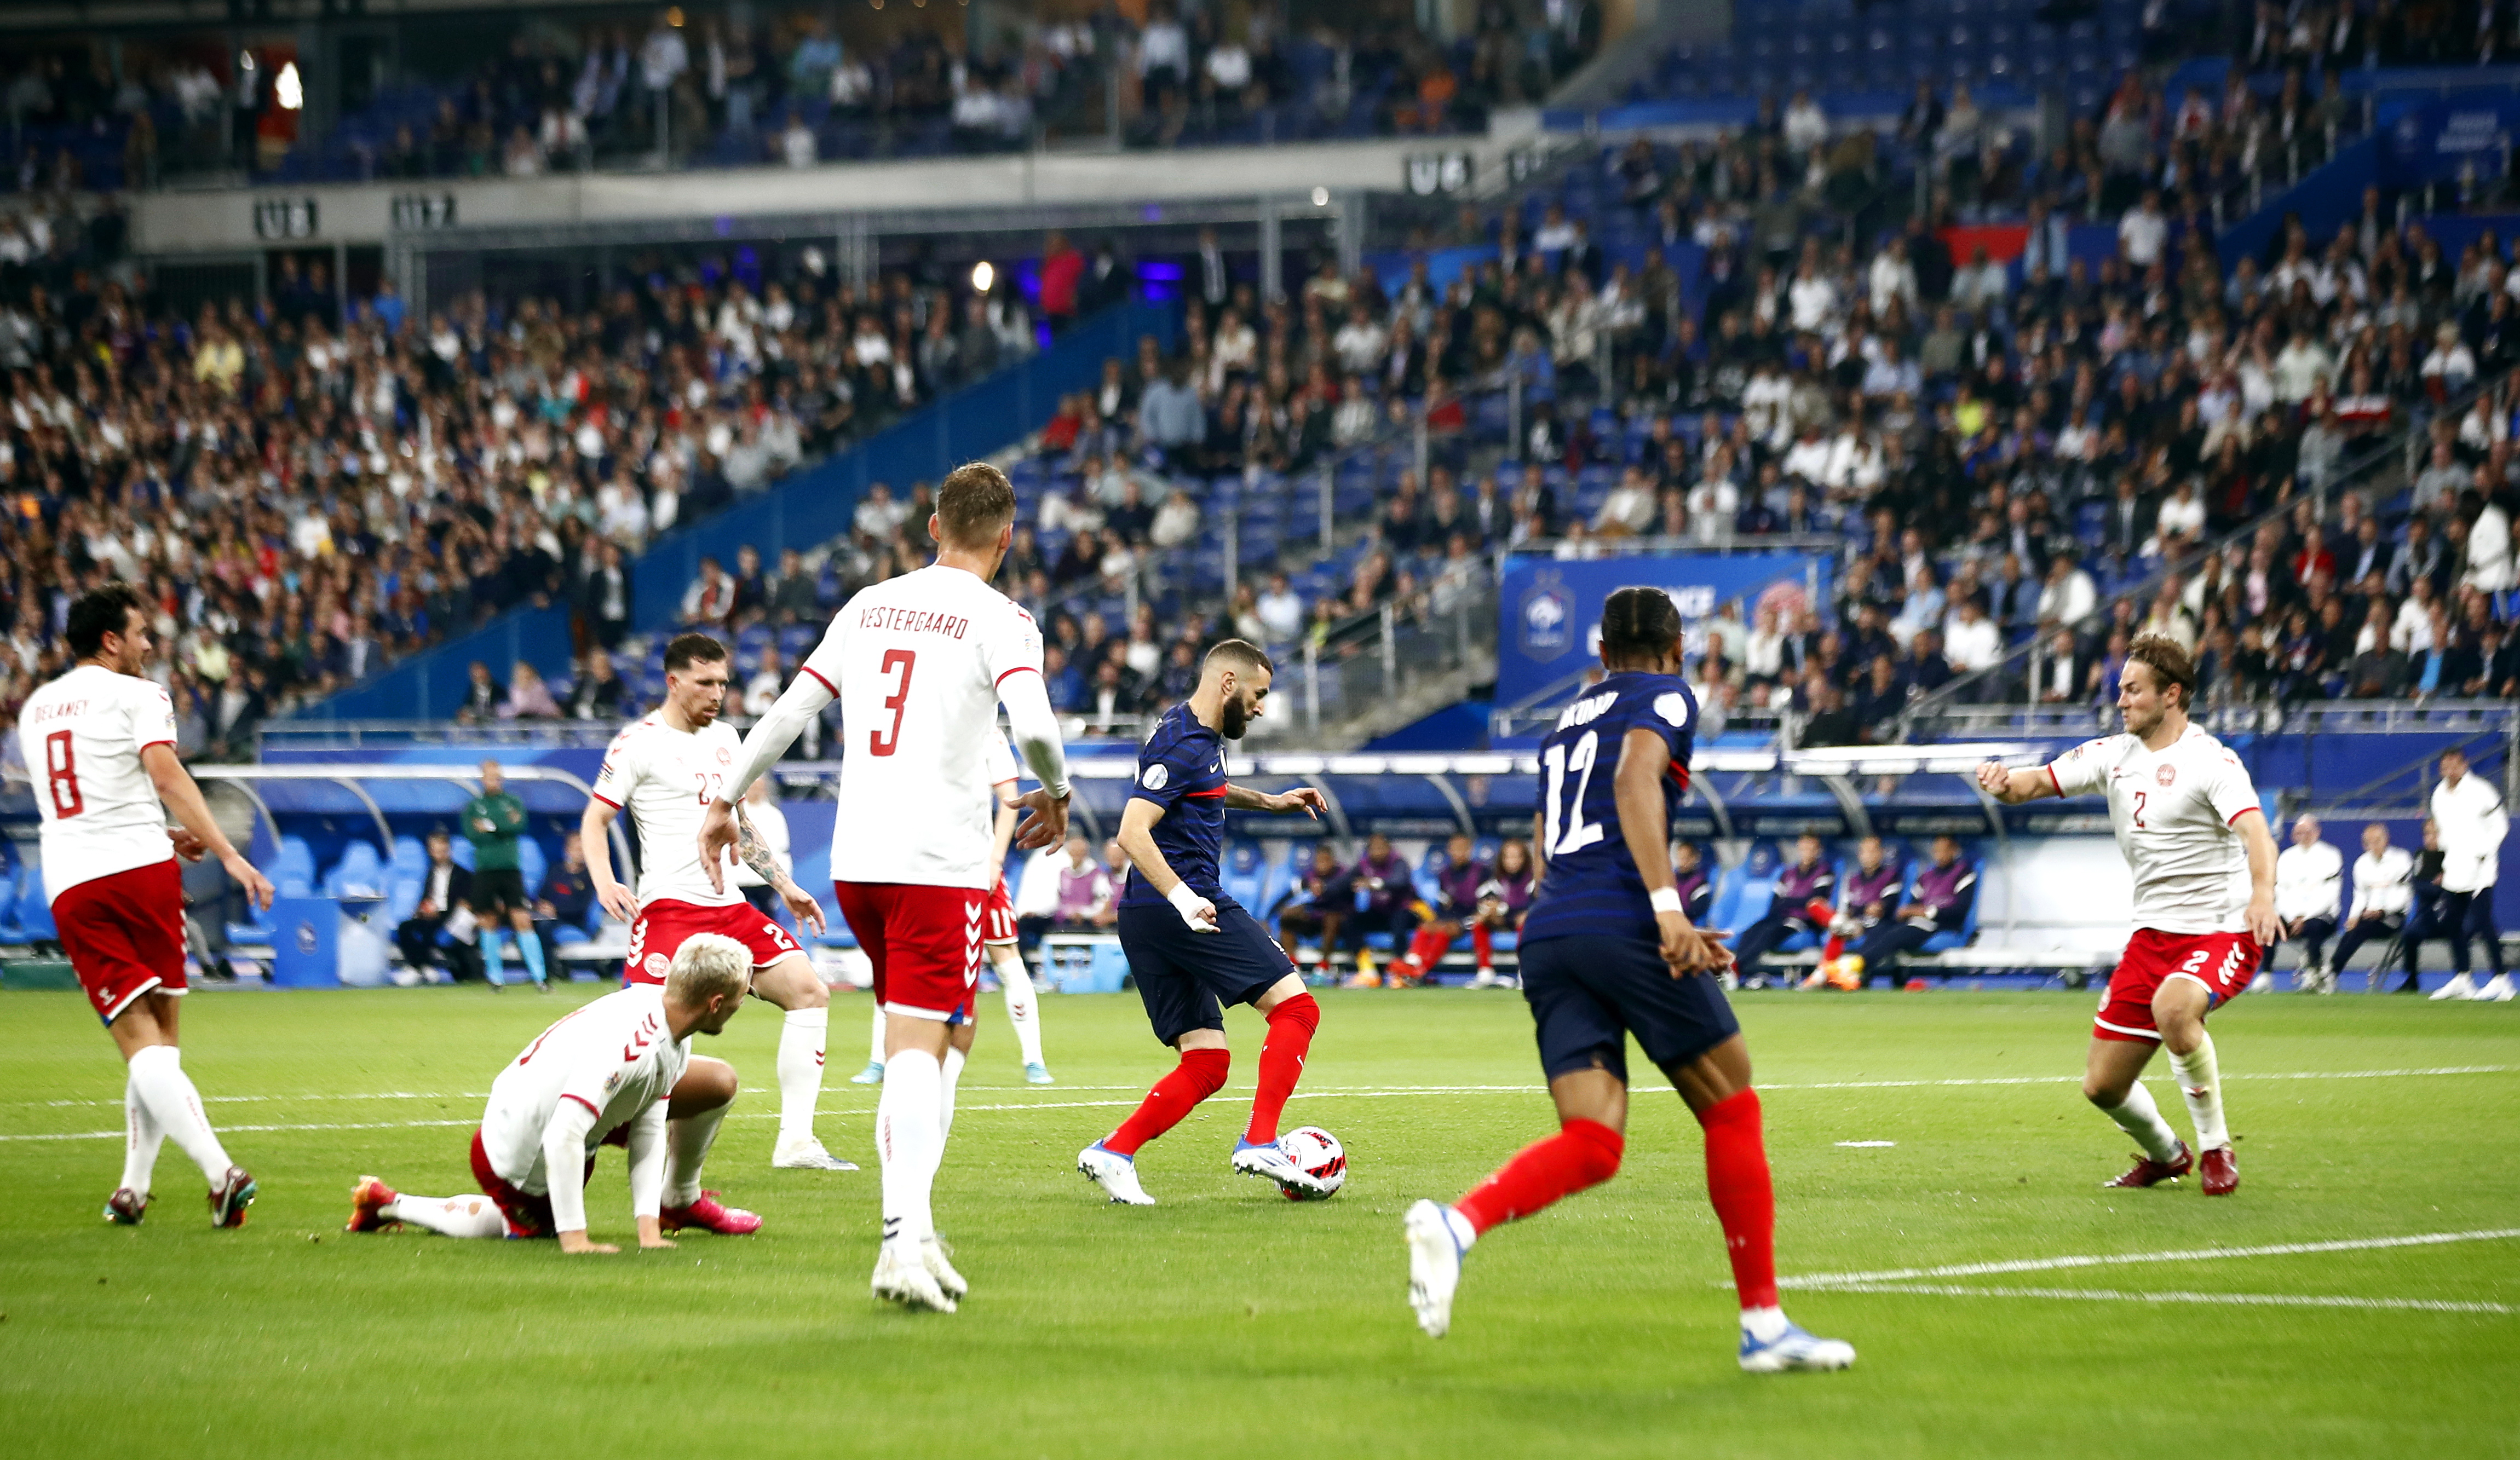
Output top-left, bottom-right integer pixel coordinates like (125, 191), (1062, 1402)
(18, 664), (180, 901)
(796, 563), (1044, 888)
(477, 984), (690, 1191)
(592, 713), (747, 909)
(2046, 723), (2263, 934)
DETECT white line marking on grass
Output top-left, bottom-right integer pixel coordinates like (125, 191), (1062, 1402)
(1835, 1140), (1897, 1147)
(1809, 1283), (2515, 1316)
(6, 1067), (2517, 1140)
(1780, 1230), (2520, 1289)
(11, 1064), (2510, 1112)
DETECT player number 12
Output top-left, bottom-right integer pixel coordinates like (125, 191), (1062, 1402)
(1540, 730), (1606, 857)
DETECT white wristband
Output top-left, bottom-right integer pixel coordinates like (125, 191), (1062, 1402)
(1649, 887), (1685, 914)
(1166, 881), (1217, 930)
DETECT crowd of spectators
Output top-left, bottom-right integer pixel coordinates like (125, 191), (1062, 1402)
(0, 193), (1031, 759)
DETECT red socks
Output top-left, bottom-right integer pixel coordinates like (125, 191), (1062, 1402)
(1471, 922), (1493, 968)
(1454, 1118), (1624, 1234)
(1403, 927), (1451, 979)
(1243, 994), (1319, 1145)
(1696, 1089), (1779, 1309)
(1105, 1047), (1230, 1156)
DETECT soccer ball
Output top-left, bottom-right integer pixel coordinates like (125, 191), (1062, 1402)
(1276, 1126), (1347, 1200)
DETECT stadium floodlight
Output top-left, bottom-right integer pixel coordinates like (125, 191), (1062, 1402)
(1311, 187), (1330, 207)
(971, 261), (994, 293)
(275, 62), (303, 111)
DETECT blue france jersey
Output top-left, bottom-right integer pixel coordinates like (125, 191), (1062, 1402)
(1519, 672), (1697, 947)
(1120, 702), (1232, 908)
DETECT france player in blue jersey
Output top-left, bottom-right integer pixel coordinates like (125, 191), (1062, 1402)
(1077, 640), (1334, 1204)
(1402, 587), (1855, 1372)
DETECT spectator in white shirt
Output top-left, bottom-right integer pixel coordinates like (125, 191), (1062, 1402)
(1867, 238), (1918, 316)
(2274, 815), (2345, 985)
(2420, 321), (2478, 393)
(1592, 466), (1659, 537)
(1782, 89), (1829, 156)
(1255, 573), (1306, 643)
(2427, 747), (2511, 1000)
(2118, 188), (2169, 268)
(1941, 597), (2002, 673)
(2328, 822), (2414, 989)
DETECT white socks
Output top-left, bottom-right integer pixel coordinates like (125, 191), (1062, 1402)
(120, 1068), (164, 1195)
(868, 1007), (888, 1069)
(940, 1044), (969, 1140)
(384, 1194), (508, 1239)
(2169, 1032), (2229, 1152)
(992, 947), (1045, 1067)
(667, 1102), (729, 1207)
(2103, 1080), (2185, 1163)
(776, 1007), (828, 1144)
(876, 1046), (943, 1252)
(124, 1044), (231, 1184)
(1741, 1305), (1790, 1342)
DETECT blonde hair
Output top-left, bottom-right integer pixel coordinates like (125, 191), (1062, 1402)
(664, 933), (753, 1007)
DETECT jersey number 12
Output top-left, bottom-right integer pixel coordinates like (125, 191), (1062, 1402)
(1540, 730), (1605, 857)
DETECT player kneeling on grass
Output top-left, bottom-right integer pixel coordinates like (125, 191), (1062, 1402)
(1402, 588), (1854, 1374)
(348, 933), (762, 1249)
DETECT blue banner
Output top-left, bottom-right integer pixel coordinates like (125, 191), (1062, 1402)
(2383, 99), (2520, 187)
(1495, 552), (1829, 706)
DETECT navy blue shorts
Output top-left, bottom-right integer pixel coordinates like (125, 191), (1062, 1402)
(1520, 933), (1742, 1083)
(1118, 897), (1294, 1046)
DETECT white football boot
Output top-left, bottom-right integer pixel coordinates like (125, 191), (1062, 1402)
(921, 1236), (969, 1300)
(772, 1136), (859, 1170)
(1077, 1141), (1156, 1205)
(1232, 1137), (1329, 1197)
(871, 1241), (956, 1313)
(1403, 1199), (1470, 1338)
(2432, 972), (2478, 1001)
(1738, 1319), (1858, 1373)
(2473, 973), (2516, 1002)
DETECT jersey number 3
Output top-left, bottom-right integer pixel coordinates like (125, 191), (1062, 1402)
(1540, 730), (1606, 857)
(44, 730), (82, 818)
(868, 649), (916, 757)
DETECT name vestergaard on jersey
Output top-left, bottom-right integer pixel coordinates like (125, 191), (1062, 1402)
(855, 603), (974, 638)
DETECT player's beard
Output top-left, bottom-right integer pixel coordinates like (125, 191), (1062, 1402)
(1220, 694), (1250, 740)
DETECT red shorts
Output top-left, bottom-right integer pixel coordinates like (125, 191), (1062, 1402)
(468, 1127), (597, 1239)
(2095, 927), (2263, 1044)
(623, 898), (803, 985)
(984, 879), (1016, 945)
(55, 860), (186, 1024)
(834, 880), (984, 1021)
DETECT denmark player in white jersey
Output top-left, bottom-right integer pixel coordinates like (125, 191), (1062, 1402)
(853, 737), (1055, 1088)
(18, 585), (275, 1228)
(347, 934), (754, 1249)
(1978, 634), (2281, 1197)
(701, 463), (1074, 1314)
(580, 632), (854, 1174)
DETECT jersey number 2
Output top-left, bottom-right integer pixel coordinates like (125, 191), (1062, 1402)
(868, 649), (916, 757)
(1540, 730), (1606, 857)
(44, 730), (82, 818)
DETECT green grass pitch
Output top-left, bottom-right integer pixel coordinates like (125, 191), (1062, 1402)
(2, 985), (2515, 1459)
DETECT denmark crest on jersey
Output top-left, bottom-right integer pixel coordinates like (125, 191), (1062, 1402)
(2155, 764), (2177, 786)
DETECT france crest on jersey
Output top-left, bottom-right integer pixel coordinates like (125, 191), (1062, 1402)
(1520, 672), (1697, 947)
(1121, 702), (1232, 908)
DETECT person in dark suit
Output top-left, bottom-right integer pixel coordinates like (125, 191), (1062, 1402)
(1187, 226), (1232, 309)
(2101, 477), (2157, 558)
(581, 540), (631, 650)
(532, 830), (597, 975)
(2340, 515), (2395, 586)
(395, 830), (482, 982)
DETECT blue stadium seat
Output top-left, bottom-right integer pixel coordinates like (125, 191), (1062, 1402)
(1221, 842), (1269, 913)
(323, 842), (386, 899)
(390, 836), (428, 876)
(276, 835), (318, 888)
(517, 838), (548, 898)
(15, 872), (57, 943)
(385, 875), (423, 925)
(450, 840), (475, 870)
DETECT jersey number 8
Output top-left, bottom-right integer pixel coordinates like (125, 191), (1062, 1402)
(44, 730), (82, 818)
(1540, 730), (1606, 857)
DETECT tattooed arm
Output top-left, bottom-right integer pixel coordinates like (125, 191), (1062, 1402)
(735, 802), (825, 937)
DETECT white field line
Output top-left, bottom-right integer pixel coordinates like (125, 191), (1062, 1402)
(10, 1063), (2511, 1114)
(1805, 1283), (2515, 1316)
(7, 1066), (2517, 1143)
(1779, 1228), (2520, 1290)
